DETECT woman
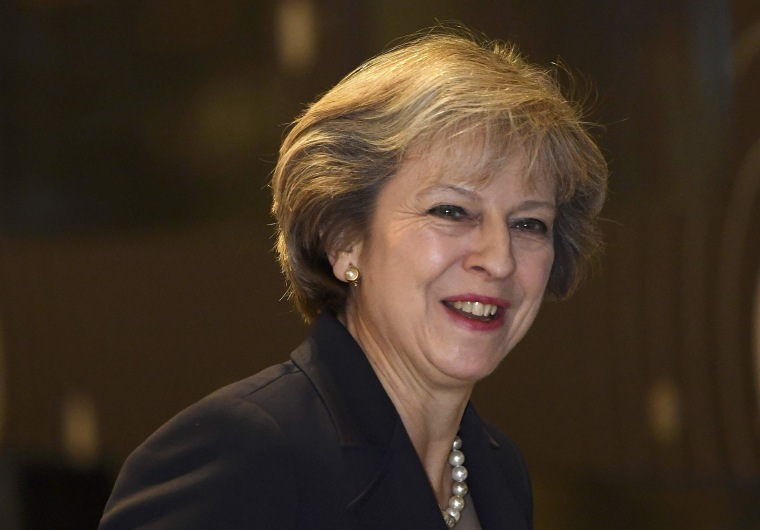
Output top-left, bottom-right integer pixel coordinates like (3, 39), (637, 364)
(99, 29), (607, 529)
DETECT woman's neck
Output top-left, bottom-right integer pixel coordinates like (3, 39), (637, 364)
(389, 385), (471, 507)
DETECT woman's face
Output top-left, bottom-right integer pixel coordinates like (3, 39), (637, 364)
(337, 145), (556, 389)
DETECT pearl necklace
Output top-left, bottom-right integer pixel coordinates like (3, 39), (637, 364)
(442, 436), (468, 528)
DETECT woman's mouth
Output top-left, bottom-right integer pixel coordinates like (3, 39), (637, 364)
(443, 300), (500, 321)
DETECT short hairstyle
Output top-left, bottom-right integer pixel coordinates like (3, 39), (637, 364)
(272, 29), (608, 322)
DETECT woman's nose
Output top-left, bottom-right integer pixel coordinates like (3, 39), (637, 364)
(463, 220), (516, 279)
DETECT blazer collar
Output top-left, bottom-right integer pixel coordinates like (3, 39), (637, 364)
(292, 312), (444, 526)
(291, 311), (398, 447)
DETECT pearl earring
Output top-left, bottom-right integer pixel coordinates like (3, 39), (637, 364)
(344, 264), (360, 286)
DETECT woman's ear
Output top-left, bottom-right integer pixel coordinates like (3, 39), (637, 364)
(329, 242), (362, 284)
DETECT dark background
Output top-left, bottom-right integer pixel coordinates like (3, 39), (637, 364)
(1, 0), (759, 528)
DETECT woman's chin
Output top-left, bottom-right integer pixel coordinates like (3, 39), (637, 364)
(432, 351), (506, 386)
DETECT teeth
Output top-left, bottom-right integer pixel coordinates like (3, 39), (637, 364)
(450, 300), (498, 317)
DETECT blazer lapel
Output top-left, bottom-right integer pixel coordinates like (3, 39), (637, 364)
(461, 406), (531, 529)
(344, 420), (446, 529)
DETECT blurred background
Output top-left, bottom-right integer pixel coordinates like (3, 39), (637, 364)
(0, 0), (759, 528)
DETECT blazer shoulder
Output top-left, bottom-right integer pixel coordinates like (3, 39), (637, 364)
(99, 363), (309, 530)
(203, 360), (304, 405)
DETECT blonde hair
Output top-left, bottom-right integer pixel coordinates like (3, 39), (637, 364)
(272, 29), (608, 321)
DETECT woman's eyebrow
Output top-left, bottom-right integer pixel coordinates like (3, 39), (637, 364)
(421, 184), (480, 200)
(519, 199), (557, 211)
(422, 186), (556, 210)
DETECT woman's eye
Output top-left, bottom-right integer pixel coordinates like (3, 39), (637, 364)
(511, 218), (549, 234)
(428, 204), (470, 220)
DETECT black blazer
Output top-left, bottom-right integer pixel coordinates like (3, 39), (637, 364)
(99, 312), (533, 529)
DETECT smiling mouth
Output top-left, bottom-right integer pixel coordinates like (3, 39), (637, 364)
(443, 300), (500, 321)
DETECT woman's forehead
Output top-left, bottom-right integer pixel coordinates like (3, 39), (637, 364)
(399, 135), (552, 194)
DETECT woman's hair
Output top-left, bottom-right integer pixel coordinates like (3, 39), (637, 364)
(272, 29), (608, 322)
